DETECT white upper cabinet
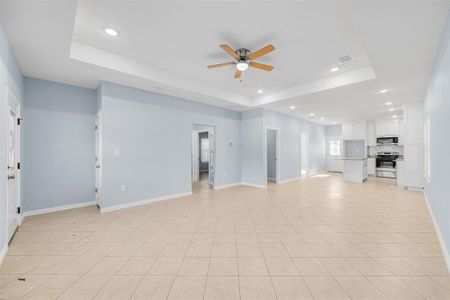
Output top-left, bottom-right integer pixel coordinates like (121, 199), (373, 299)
(366, 121), (376, 146)
(375, 119), (400, 137)
(342, 120), (367, 140)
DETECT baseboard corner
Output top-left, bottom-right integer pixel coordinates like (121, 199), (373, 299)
(0, 243), (8, 266)
(423, 190), (450, 273)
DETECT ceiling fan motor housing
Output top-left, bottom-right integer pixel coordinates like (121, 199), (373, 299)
(236, 48), (250, 61)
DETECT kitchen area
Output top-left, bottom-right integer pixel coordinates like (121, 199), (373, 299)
(325, 102), (424, 189)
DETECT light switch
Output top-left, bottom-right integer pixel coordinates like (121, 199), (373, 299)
(120, 185), (126, 192)
(114, 149), (121, 156)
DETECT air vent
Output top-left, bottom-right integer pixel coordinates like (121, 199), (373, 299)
(337, 55), (353, 64)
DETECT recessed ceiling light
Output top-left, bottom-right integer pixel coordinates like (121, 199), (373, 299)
(330, 67), (339, 72)
(320, 117), (325, 120)
(385, 102), (392, 106)
(309, 113), (315, 117)
(379, 89), (388, 94)
(104, 27), (119, 36)
(236, 62), (249, 71)
(289, 106), (296, 110)
(389, 108), (394, 112)
(257, 89), (263, 94)
(392, 115), (397, 119)
(333, 122), (337, 125)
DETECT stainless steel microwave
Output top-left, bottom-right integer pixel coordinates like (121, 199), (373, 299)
(376, 136), (398, 145)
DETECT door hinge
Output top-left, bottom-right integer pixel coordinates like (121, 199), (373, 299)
(17, 162), (20, 170)
(17, 207), (20, 214)
(17, 118), (22, 125)
(95, 188), (98, 193)
(95, 125), (98, 130)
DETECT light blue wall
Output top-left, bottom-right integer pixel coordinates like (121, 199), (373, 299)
(99, 82), (241, 208)
(266, 129), (276, 179)
(424, 15), (450, 257)
(263, 109), (326, 181)
(241, 109), (265, 186)
(325, 124), (342, 136)
(23, 78), (97, 212)
(0, 25), (23, 251)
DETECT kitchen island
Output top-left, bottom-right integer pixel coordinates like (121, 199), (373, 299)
(338, 158), (368, 183)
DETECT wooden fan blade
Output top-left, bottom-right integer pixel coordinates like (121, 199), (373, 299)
(249, 61), (274, 71)
(248, 44), (275, 60)
(207, 62), (235, 69)
(234, 69), (242, 79)
(220, 45), (239, 60)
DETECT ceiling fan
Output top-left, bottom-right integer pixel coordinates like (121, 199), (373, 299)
(207, 44), (275, 79)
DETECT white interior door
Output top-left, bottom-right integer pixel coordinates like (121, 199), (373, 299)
(95, 112), (102, 207)
(6, 89), (20, 242)
(300, 132), (309, 177)
(208, 127), (216, 187)
(191, 130), (199, 182)
(326, 137), (343, 172)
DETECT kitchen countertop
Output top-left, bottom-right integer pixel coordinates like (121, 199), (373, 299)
(337, 157), (368, 160)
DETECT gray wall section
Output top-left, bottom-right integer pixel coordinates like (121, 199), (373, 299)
(424, 15), (450, 257)
(266, 129), (277, 179)
(0, 25), (23, 251)
(198, 131), (209, 172)
(99, 82), (242, 208)
(325, 124), (342, 136)
(344, 140), (365, 158)
(23, 78), (97, 212)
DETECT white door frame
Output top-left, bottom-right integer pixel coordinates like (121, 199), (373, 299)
(95, 112), (102, 208)
(265, 127), (280, 185)
(191, 125), (215, 187)
(300, 132), (309, 178)
(191, 130), (200, 182)
(5, 86), (21, 242)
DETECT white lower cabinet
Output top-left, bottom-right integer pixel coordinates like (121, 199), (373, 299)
(367, 158), (376, 176)
(396, 160), (405, 187)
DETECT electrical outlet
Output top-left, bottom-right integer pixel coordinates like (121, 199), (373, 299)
(120, 185), (126, 192)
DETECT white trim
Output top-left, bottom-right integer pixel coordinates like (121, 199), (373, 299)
(100, 192), (192, 213)
(23, 201), (96, 217)
(213, 182), (241, 190)
(240, 182), (267, 189)
(423, 191), (450, 273)
(0, 243), (7, 266)
(279, 176), (300, 184)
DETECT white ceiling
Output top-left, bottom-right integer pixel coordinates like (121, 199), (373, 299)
(0, 1), (449, 124)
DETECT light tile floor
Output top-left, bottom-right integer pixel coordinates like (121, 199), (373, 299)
(1, 173), (449, 299)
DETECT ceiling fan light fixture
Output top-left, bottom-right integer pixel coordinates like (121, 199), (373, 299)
(236, 62), (249, 71)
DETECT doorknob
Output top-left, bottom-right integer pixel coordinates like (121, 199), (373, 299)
(8, 175), (15, 180)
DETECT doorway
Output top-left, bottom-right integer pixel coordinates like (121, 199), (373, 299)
(326, 137), (343, 172)
(266, 128), (280, 184)
(191, 125), (215, 191)
(6, 88), (21, 243)
(95, 112), (102, 208)
(300, 132), (309, 177)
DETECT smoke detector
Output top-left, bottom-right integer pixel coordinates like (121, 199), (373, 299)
(337, 55), (353, 64)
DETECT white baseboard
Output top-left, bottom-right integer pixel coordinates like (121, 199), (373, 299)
(213, 182), (241, 190)
(23, 201), (96, 218)
(279, 176), (300, 184)
(240, 182), (267, 189)
(0, 243), (7, 266)
(423, 191), (450, 273)
(100, 191), (192, 213)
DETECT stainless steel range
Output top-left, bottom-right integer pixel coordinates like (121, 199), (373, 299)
(376, 151), (399, 178)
